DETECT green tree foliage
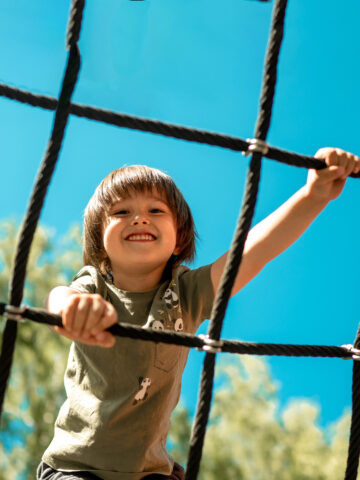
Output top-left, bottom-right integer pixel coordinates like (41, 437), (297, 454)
(0, 220), (82, 480)
(169, 356), (354, 480)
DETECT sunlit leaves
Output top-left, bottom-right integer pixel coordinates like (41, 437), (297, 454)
(169, 356), (354, 480)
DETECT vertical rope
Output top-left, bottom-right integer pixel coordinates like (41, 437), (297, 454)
(344, 324), (360, 480)
(66, 0), (85, 49)
(185, 1), (288, 477)
(0, 0), (85, 423)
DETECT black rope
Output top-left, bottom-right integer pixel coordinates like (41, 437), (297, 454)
(185, 1), (288, 478)
(66, 0), (85, 49)
(0, 0), (85, 423)
(1, 83), (359, 178)
(0, 303), (355, 359)
(344, 324), (360, 480)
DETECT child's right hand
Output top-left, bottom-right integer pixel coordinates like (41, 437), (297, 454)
(54, 293), (117, 348)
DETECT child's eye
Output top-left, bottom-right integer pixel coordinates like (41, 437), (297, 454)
(114, 209), (129, 215)
(149, 208), (164, 214)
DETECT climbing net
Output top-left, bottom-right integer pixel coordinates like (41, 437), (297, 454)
(0, 1), (359, 479)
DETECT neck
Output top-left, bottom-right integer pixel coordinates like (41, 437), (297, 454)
(111, 265), (167, 292)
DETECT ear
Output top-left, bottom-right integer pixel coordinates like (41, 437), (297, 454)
(173, 245), (182, 255)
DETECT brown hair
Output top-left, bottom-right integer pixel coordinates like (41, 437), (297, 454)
(83, 165), (196, 275)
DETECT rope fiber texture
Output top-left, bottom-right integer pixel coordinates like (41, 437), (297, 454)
(0, 302), (353, 359)
(1, 82), (359, 179)
(0, 0), (359, 478)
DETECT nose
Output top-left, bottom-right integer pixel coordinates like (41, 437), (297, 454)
(131, 214), (150, 226)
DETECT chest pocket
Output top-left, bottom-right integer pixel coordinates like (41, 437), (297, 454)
(154, 342), (179, 372)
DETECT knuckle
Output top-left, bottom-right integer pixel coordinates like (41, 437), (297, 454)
(315, 147), (329, 155)
(91, 302), (103, 314)
(71, 294), (83, 303)
(107, 304), (116, 315)
(76, 303), (87, 315)
(65, 296), (78, 310)
(328, 150), (338, 163)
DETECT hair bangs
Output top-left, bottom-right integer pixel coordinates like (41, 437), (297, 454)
(98, 166), (177, 213)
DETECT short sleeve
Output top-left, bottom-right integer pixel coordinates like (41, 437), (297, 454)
(69, 266), (108, 298)
(177, 264), (214, 331)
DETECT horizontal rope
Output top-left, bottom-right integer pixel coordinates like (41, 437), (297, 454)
(1, 83), (359, 177)
(0, 302), (354, 360)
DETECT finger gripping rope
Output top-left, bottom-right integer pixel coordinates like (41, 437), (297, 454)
(0, 0), (359, 479)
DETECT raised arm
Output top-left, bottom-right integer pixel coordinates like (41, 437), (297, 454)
(47, 286), (117, 348)
(211, 147), (360, 297)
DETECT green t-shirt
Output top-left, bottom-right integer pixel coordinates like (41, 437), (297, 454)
(43, 264), (213, 480)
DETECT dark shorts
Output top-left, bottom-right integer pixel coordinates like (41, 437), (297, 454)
(37, 462), (185, 480)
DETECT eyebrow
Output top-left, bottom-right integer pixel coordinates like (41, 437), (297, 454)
(109, 196), (169, 209)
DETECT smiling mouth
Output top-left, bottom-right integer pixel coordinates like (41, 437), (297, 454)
(126, 234), (156, 241)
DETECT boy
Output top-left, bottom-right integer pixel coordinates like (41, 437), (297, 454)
(38, 148), (359, 479)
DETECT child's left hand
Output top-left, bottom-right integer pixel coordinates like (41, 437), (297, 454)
(307, 147), (360, 201)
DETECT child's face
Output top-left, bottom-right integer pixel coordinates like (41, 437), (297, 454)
(103, 190), (180, 278)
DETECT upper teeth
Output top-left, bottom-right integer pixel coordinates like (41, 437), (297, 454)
(128, 234), (154, 241)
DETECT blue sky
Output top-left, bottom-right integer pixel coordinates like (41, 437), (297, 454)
(1, 0), (360, 428)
